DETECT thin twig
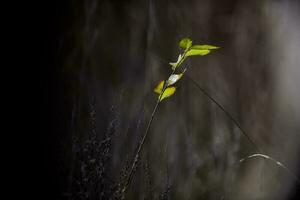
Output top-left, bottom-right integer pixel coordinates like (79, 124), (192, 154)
(239, 153), (300, 183)
(122, 96), (160, 194)
(122, 65), (178, 196)
(122, 48), (190, 196)
(186, 75), (261, 153)
(186, 75), (300, 183)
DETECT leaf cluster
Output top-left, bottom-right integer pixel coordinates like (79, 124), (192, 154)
(154, 38), (219, 101)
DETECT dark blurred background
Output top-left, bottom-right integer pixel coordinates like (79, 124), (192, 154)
(40, 0), (300, 199)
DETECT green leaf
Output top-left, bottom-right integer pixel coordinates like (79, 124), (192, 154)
(191, 45), (220, 50)
(159, 87), (176, 101)
(186, 49), (210, 57)
(154, 80), (165, 94)
(179, 38), (192, 50)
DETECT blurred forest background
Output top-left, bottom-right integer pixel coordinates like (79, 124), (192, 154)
(40, 0), (300, 199)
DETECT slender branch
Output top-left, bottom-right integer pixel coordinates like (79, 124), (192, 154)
(122, 96), (160, 194)
(239, 154), (300, 183)
(185, 75), (262, 153)
(122, 48), (190, 196)
(186, 75), (300, 183)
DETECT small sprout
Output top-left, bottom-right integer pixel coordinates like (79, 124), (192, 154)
(159, 87), (176, 101)
(155, 39), (220, 102)
(169, 54), (182, 70)
(179, 38), (192, 50)
(191, 44), (220, 50)
(169, 63), (176, 70)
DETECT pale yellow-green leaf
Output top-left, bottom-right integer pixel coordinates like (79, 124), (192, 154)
(179, 38), (192, 50)
(186, 49), (210, 57)
(169, 62), (176, 70)
(167, 73), (183, 86)
(154, 80), (165, 94)
(159, 87), (176, 101)
(169, 54), (182, 69)
(191, 45), (220, 50)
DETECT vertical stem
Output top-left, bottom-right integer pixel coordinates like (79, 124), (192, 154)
(122, 72), (174, 195)
(122, 48), (189, 197)
(122, 97), (160, 194)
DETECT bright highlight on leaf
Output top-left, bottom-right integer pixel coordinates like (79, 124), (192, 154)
(154, 80), (165, 94)
(186, 49), (210, 57)
(167, 73), (183, 86)
(179, 38), (192, 50)
(191, 45), (219, 50)
(159, 87), (176, 101)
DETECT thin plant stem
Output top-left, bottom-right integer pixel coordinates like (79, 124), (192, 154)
(122, 96), (160, 194)
(239, 153), (300, 183)
(186, 75), (261, 153)
(122, 49), (189, 196)
(186, 75), (300, 183)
